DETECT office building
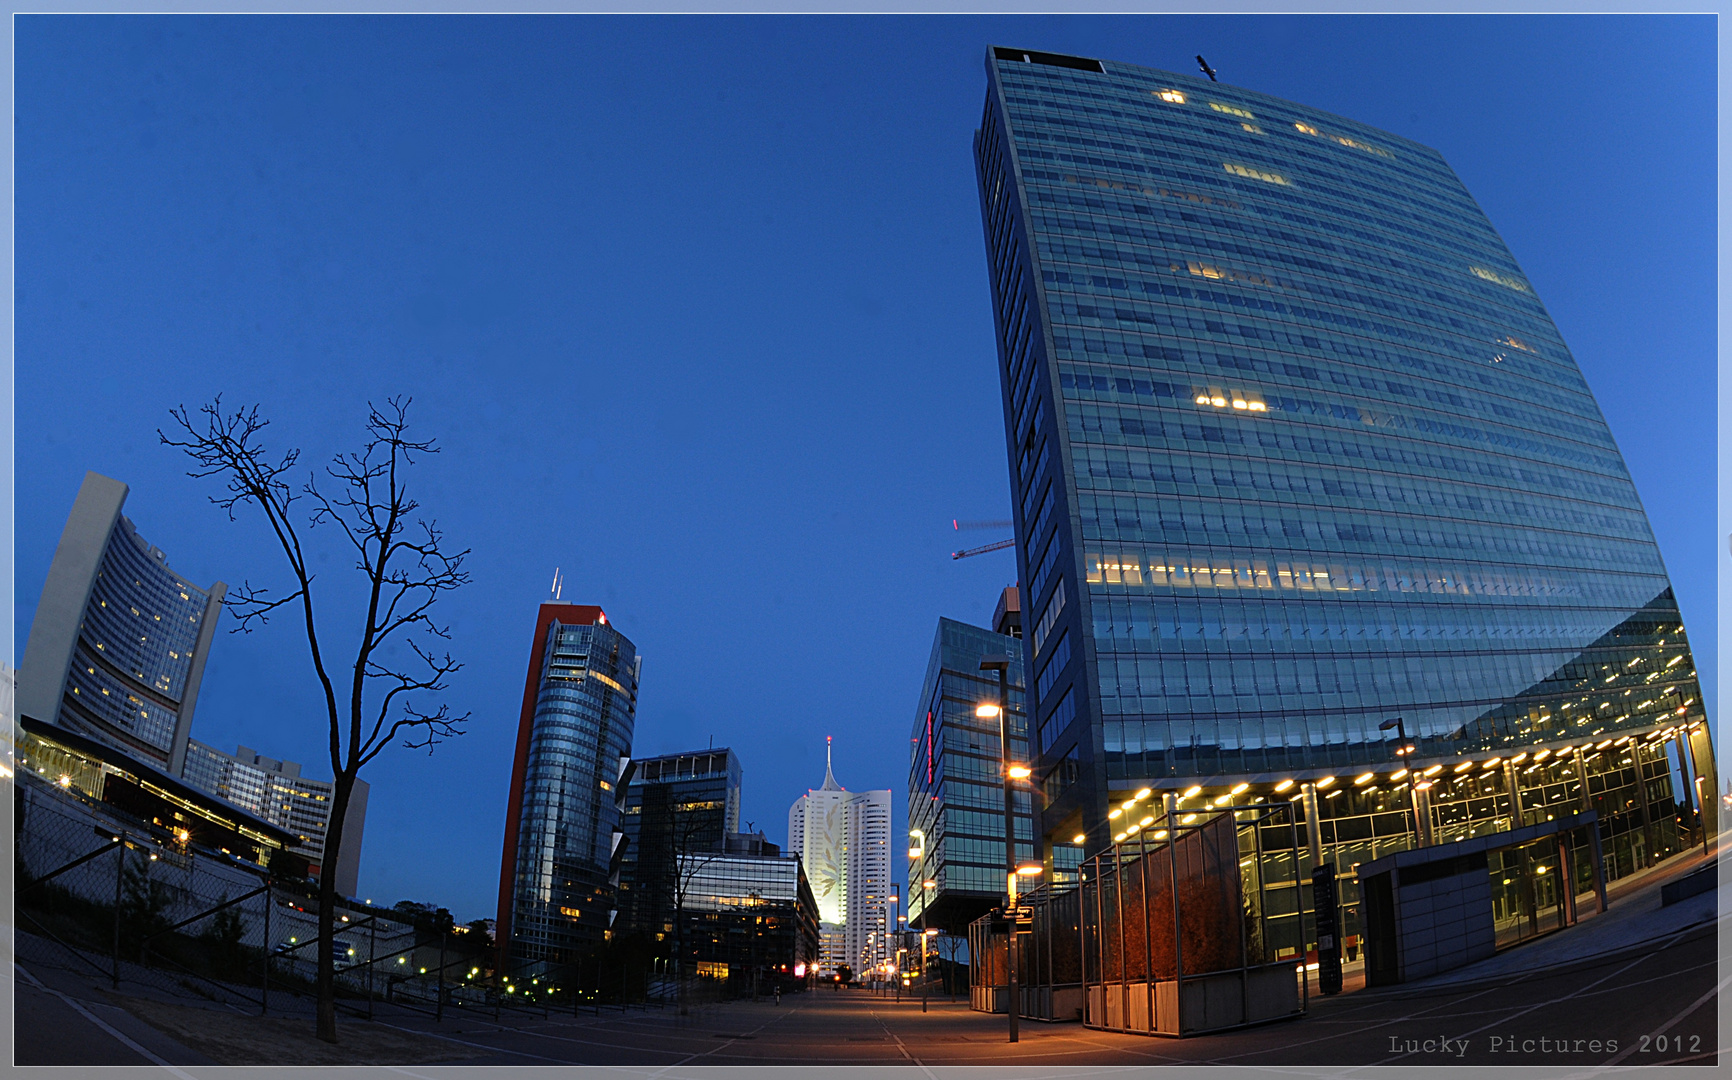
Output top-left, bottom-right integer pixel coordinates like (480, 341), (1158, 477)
(617, 747), (742, 938)
(677, 846), (821, 992)
(974, 48), (1711, 895)
(181, 739), (369, 896)
(787, 742), (893, 975)
(20, 472), (225, 773)
(907, 596), (1042, 938)
(496, 603), (639, 975)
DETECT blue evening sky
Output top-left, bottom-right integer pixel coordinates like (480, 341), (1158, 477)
(14, 15), (1715, 921)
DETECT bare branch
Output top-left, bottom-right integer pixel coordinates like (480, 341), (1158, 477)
(222, 580), (308, 633)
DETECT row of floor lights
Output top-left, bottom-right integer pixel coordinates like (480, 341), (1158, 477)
(1082, 723), (1694, 848)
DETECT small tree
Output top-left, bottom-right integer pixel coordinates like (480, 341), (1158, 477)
(202, 898), (250, 979)
(162, 397), (470, 1043)
(835, 963), (853, 986)
(667, 807), (726, 1014)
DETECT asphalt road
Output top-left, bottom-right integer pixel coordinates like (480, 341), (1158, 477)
(348, 914), (1720, 1068)
(11, 909), (1719, 1070)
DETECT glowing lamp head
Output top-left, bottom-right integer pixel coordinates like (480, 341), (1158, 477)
(1007, 765), (1033, 780)
(975, 703), (1000, 719)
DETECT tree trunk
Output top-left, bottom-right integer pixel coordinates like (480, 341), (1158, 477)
(315, 772), (354, 1043)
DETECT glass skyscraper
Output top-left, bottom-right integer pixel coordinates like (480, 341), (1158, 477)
(974, 48), (1711, 881)
(497, 603), (639, 975)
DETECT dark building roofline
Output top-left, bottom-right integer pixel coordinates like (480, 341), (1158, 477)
(20, 714), (298, 847)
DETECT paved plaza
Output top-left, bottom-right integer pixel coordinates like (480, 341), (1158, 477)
(12, 855), (1723, 1072)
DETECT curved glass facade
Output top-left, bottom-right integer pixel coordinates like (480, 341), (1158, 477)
(61, 516), (215, 763)
(503, 610), (638, 972)
(974, 50), (1708, 855)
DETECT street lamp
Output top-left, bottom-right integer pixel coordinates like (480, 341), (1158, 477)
(921, 927), (938, 1012)
(981, 653), (1020, 1044)
(1379, 717), (1414, 757)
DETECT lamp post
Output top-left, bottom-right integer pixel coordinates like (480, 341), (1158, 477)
(1380, 718), (1425, 847)
(922, 928), (936, 1012)
(895, 911), (906, 1003)
(979, 654), (1019, 1043)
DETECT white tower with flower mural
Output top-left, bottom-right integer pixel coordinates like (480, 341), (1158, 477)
(788, 737), (890, 977)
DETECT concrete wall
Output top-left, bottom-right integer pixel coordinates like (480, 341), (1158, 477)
(1391, 865), (1495, 981)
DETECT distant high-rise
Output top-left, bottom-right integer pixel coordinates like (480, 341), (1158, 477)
(975, 47), (1712, 880)
(787, 741), (892, 976)
(20, 472), (225, 773)
(497, 603), (639, 975)
(181, 740), (369, 896)
(617, 747), (741, 938)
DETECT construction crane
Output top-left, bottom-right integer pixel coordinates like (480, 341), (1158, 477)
(952, 518), (1015, 561)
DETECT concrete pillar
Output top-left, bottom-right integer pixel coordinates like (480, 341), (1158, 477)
(1300, 783), (1323, 869)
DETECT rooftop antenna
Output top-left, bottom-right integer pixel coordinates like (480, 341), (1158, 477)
(549, 567), (564, 601)
(1196, 55), (1218, 82)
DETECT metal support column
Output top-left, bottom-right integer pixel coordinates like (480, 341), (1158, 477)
(1588, 824), (1609, 913)
(1301, 784), (1323, 869)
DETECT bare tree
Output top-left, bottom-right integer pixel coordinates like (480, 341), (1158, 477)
(161, 397), (470, 1043)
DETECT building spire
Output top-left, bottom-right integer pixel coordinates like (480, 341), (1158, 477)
(820, 735), (843, 791)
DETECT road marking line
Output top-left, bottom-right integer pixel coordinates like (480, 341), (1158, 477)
(648, 997), (802, 1073)
(869, 1006), (937, 1078)
(15, 962), (198, 1077)
(1602, 970), (1730, 1067)
(1353, 921), (1706, 1072)
(367, 1019), (571, 1063)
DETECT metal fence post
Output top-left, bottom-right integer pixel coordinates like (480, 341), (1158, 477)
(260, 883), (271, 1015)
(436, 930), (446, 1023)
(111, 837), (125, 989)
(369, 916), (378, 1020)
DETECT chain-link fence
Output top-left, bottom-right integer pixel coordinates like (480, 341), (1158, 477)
(14, 772), (485, 1018)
